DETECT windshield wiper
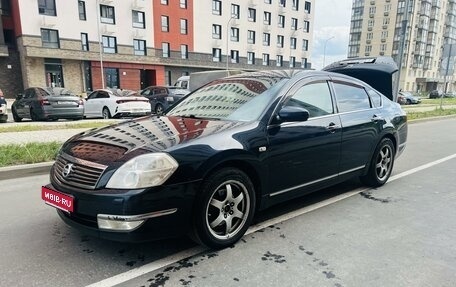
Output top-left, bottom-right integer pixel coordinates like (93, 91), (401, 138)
(180, 114), (221, 121)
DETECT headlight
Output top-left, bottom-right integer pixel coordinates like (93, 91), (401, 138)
(106, 153), (178, 189)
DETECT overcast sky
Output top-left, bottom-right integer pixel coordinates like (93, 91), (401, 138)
(312, 0), (352, 70)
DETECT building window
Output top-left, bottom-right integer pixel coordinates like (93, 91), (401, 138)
(301, 57), (308, 69)
(292, 0), (299, 10)
(161, 0), (168, 5)
(278, 15), (285, 28)
(102, 35), (116, 53)
(248, 8), (256, 22)
(180, 19), (188, 34)
(289, 56), (296, 68)
(231, 50), (239, 63)
(38, 0), (56, 16)
(264, 11), (271, 25)
(230, 27), (239, 42)
(81, 33), (89, 51)
(276, 55), (283, 67)
(302, 39), (308, 51)
(134, 39), (146, 56)
(161, 16), (169, 32)
(247, 30), (256, 44)
(265, 0), (272, 4)
(41, 28), (59, 48)
(180, 0), (187, 9)
(132, 10), (145, 28)
(263, 33), (270, 46)
(162, 42), (170, 57)
(290, 37), (297, 49)
(291, 18), (298, 30)
(365, 45), (372, 53)
(181, 44), (188, 59)
(212, 24), (221, 39)
(369, 6), (376, 14)
(105, 68), (119, 88)
(78, 1), (86, 20)
(212, 48), (221, 62)
(247, 52), (255, 65)
(0, 0), (11, 16)
(303, 21), (310, 32)
(279, 0), (286, 7)
(231, 4), (240, 19)
(277, 35), (284, 48)
(212, 0), (221, 15)
(262, 53), (270, 66)
(304, 1), (311, 13)
(100, 5), (115, 24)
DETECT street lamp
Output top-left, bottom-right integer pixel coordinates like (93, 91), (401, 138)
(322, 36), (335, 68)
(226, 15), (236, 70)
(96, 0), (105, 89)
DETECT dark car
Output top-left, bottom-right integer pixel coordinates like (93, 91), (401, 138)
(42, 68), (407, 249)
(398, 91), (421, 105)
(140, 86), (189, 114)
(429, 90), (443, 99)
(0, 89), (7, 123)
(12, 87), (84, 121)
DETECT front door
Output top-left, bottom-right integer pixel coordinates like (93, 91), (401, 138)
(266, 78), (342, 199)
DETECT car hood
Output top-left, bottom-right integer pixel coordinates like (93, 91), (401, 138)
(323, 56), (398, 101)
(60, 116), (251, 166)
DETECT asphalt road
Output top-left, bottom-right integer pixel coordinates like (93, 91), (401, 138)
(0, 118), (456, 287)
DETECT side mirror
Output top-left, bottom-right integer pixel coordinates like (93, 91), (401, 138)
(16, 94), (23, 100)
(277, 106), (310, 123)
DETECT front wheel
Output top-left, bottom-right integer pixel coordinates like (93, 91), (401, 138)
(191, 168), (256, 249)
(102, 107), (111, 119)
(360, 138), (395, 187)
(12, 107), (22, 122)
(155, 103), (164, 115)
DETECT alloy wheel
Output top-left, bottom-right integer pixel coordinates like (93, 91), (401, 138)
(375, 145), (392, 181)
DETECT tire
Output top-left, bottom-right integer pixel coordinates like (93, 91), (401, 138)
(155, 104), (164, 115)
(30, 108), (39, 121)
(191, 168), (256, 249)
(406, 99), (411, 105)
(360, 138), (395, 187)
(102, 107), (111, 119)
(12, 107), (22, 122)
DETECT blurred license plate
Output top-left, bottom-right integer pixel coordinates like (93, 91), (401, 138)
(41, 186), (74, 212)
(57, 101), (74, 105)
(166, 97), (174, 102)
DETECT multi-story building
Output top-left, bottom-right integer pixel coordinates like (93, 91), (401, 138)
(348, 0), (456, 93)
(0, 0), (314, 98)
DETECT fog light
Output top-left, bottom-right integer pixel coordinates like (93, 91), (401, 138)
(97, 215), (145, 231)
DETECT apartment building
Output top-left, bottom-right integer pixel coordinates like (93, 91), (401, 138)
(348, 0), (456, 93)
(0, 0), (315, 98)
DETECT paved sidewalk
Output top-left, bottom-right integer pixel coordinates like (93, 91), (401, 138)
(0, 128), (87, 145)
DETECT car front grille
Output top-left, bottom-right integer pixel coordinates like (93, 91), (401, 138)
(52, 153), (107, 190)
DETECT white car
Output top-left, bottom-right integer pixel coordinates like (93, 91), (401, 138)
(84, 89), (151, 119)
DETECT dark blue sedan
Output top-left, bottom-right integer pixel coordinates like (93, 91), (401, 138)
(42, 60), (407, 249)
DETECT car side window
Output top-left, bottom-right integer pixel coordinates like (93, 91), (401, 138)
(284, 81), (334, 118)
(87, 92), (98, 100)
(141, 89), (151, 96)
(368, 90), (382, 108)
(333, 82), (371, 113)
(98, 91), (110, 99)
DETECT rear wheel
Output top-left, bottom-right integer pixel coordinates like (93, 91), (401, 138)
(12, 107), (22, 122)
(191, 168), (256, 249)
(102, 107), (111, 119)
(30, 108), (39, 121)
(406, 99), (411, 105)
(155, 104), (164, 115)
(360, 138), (395, 187)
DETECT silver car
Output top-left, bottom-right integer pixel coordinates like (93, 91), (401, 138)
(12, 87), (84, 122)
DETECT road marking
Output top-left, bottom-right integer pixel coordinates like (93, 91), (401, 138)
(86, 153), (456, 287)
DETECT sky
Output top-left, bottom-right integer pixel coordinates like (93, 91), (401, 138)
(311, 0), (352, 70)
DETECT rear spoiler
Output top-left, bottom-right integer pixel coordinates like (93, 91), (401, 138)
(323, 56), (398, 101)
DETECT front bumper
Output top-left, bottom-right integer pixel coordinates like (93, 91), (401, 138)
(46, 180), (200, 242)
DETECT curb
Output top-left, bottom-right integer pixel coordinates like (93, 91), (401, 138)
(0, 161), (54, 181)
(408, 114), (456, 124)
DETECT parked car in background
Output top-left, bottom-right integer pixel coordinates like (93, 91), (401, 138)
(398, 91), (421, 105)
(42, 67), (407, 249)
(396, 94), (406, 105)
(443, 92), (456, 98)
(140, 86), (189, 114)
(0, 89), (8, 123)
(84, 89), (151, 119)
(429, 90), (443, 99)
(11, 87), (84, 122)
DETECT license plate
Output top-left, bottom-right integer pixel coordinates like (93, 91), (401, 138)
(166, 97), (174, 102)
(57, 101), (74, 105)
(41, 186), (74, 213)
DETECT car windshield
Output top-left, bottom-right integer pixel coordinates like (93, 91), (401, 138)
(165, 77), (287, 121)
(111, 89), (139, 97)
(45, 87), (75, 97)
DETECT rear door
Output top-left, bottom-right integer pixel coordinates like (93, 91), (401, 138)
(330, 79), (383, 174)
(266, 77), (342, 199)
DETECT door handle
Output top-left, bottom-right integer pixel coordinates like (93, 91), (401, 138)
(326, 122), (340, 133)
